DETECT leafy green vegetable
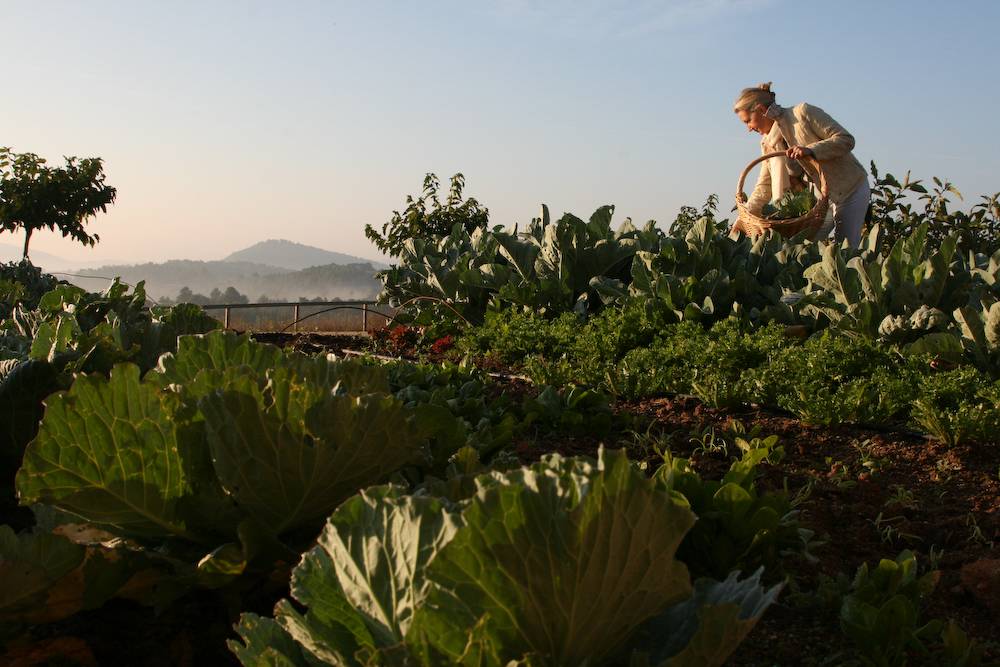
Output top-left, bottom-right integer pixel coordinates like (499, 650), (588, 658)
(654, 443), (814, 581)
(839, 550), (943, 666)
(232, 449), (780, 667)
(761, 189), (817, 221)
(17, 332), (451, 553)
(0, 523), (177, 626)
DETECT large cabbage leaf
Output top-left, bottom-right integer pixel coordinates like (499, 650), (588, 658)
(200, 368), (424, 535)
(409, 449), (695, 665)
(0, 524), (180, 625)
(17, 335), (432, 549)
(155, 331), (388, 397)
(232, 449), (778, 667)
(231, 486), (460, 665)
(15, 364), (212, 541)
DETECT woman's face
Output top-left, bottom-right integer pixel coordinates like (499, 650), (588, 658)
(737, 104), (771, 135)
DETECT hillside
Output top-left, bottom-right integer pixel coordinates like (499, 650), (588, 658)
(70, 259), (380, 302)
(223, 239), (385, 271)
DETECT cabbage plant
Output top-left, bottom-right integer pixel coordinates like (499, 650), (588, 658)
(231, 449), (779, 666)
(15, 332), (446, 581)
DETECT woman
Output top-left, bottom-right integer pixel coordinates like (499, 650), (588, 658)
(733, 82), (870, 247)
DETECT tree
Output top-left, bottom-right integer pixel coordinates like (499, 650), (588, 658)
(364, 173), (489, 258)
(221, 286), (248, 304)
(0, 147), (117, 259)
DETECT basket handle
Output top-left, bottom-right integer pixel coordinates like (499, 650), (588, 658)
(736, 150), (828, 203)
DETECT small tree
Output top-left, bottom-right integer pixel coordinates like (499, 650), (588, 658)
(0, 147), (117, 259)
(365, 173), (489, 258)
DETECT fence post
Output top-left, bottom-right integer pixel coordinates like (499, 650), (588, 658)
(224, 306), (230, 330)
(362, 303), (368, 332)
(293, 304), (300, 333)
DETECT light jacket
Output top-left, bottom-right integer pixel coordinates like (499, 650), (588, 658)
(747, 103), (868, 215)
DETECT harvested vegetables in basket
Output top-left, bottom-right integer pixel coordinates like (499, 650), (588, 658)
(761, 189), (817, 220)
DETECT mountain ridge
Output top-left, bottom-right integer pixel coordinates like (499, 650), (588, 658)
(223, 239), (386, 271)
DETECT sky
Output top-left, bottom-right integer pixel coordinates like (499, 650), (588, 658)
(4, 0), (999, 266)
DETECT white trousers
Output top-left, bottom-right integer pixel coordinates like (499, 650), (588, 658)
(815, 179), (871, 248)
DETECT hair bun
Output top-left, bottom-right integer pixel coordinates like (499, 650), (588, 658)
(758, 82), (773, 92)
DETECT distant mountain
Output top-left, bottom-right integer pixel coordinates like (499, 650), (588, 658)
(71, 259), (380, 302)
(224, 239), (386, 271)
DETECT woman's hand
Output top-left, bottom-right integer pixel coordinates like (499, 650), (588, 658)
(786, 146), (814, 160)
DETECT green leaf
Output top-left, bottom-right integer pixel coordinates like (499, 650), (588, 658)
(0, 524), (175, 625)
(630, 569), (781, 666)
(0, 525), (84, 622)
(16, 364), (205, 542)
(29, 315), (79, 362)
(230, 613), (314, 667)
(409, 448), (696, 665)
(199, 370), (424, 535)
(290, 487), (459, 658)
(153, 331), (284, 389)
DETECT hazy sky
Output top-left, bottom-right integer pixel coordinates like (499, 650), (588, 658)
(5, 1), (999, 266)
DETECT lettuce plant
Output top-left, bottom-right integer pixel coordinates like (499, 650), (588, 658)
(834, 550), (996, 666)
(653, 442), (814, 581)
(231, 449), (780, 666)
(910, 367), (1000, 446)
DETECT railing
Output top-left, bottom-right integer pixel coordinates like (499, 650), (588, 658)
(200, 300), (396, 333)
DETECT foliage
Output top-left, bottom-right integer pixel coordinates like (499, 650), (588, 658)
(0, 277), (221, 517)
(0, 523), (176, 627)
(799, 225), (977, 343)
(742, 333), (921, 427)
(375, 203), (658, 326)
(0, 260), (59, 318)
(870, 162), (1000, 256)
(519, 384), (615, 436)
(953, 297), (1000, 376)
(761, 189), (817, 220)
(667, 194), (721, 237)
(456, 308), (582, 365)
(838, 550), (990, 667)
(386, 358), (517, 467)
(10, 332), (478, 625)
(629, 217), (822, 327)
(654, 440), (814, 581)
(365, 173), (489, 259)
(230, 449), (780, 666)
(910, 367), (1000, 447)
(0, 147), (117, 258)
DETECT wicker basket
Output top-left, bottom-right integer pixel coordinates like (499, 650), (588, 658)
(735, 150), (829, 239)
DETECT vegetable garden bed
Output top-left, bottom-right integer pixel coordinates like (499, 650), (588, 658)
(255, 332), (1000, 665)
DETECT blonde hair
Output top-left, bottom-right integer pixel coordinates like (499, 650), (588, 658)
(733, 82), (776, 113)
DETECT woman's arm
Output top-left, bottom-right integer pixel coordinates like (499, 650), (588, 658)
(801, 103), (856, 160)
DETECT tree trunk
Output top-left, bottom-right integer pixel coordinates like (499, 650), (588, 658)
(22, 228), (32, 260)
